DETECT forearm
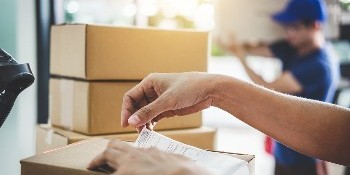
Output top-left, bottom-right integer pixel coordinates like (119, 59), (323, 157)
(233, 45), (270, 87)
(210, 75), (350, 165)
(240, 60), (269, 87)
(245, 45), (274, 58)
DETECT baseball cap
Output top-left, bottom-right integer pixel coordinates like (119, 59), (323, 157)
(272, 0), (328, 24)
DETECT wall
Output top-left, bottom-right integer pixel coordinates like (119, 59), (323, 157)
(0, 0), (37, 174)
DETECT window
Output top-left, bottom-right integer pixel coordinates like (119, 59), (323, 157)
(60, 0), (215, 30)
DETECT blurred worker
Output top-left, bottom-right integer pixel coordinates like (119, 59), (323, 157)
(221, 0), (340, 175)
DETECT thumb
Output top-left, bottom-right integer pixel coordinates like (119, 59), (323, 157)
(127, 97), (170, 127)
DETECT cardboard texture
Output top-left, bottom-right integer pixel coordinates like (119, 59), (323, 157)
(50, 24), (209, 80)
(36, 125), (217, 154)
(23, 139), (255, 175)
(50, 78), (202, 135)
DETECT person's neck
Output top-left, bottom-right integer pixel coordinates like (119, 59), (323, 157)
(296, 33), (325, 56)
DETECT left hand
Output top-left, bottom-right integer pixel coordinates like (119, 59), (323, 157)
(88, 140), (212, 175)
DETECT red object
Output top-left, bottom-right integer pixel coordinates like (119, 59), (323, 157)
(264, 136), (273, 155)
(316, 160), (328, 175)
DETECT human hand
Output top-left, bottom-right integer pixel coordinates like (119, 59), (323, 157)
(216, 35), (269, 63)
(88, 140), (211, 175)
(216, 34), (246, 59)
(121, 72), (216, 131)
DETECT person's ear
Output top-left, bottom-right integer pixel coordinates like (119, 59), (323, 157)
(313, 21), (322, 31)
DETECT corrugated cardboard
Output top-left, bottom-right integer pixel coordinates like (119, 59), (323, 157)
(50, 78), (202, 135)
(36, 125), (217, 154)
(50, 24), (209, 80)
(23, 139), (255, 175)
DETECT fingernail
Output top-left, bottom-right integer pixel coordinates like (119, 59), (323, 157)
(128, 115), (140, 126)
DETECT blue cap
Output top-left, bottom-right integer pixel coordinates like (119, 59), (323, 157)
(272, 0), (328, 24)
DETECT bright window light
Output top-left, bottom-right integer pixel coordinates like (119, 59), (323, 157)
(66, 1), (80, 14)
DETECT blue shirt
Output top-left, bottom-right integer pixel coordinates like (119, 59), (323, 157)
(269, 40), (340, 165)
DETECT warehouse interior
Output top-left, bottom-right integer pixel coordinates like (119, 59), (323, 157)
(0, 0), (349, 175)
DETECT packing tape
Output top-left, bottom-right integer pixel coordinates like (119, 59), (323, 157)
(59, 79), (74, 130)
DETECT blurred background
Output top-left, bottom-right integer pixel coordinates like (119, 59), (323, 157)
(1, 0), (350, 174)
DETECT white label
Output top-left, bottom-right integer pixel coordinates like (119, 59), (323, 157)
(135, 128), (249, 175)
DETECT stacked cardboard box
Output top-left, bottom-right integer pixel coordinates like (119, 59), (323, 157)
(41, 24), (215, 150)
(49, 78), (203, 134)
(23, 139), (255, 175)
(36, 125), (217, 153)
(49, 24), (209, 135)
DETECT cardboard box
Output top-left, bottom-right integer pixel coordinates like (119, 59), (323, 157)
(50, 24), (209, 80)
(214, 0), (287, 43)
(36, 125), (217, 154)
(50, 78), (202, 135)
(23, 139), (255, 175)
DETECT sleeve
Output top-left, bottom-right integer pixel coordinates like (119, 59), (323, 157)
(290, 60), (330, 96)
(269, 40), (293, 63)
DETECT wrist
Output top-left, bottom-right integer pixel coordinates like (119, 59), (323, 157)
(205, 74), (220, 107)
(208, 74), (237, 108)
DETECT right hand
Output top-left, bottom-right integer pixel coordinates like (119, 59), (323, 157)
(121, 72), (216, 131)
(216, 36), (245, 57)
(88, 140), (211, 175)
(216, 34), (266, 59)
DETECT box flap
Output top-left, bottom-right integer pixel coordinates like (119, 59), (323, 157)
(22, 139), (108, 175)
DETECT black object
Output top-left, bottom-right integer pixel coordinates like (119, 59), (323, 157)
(333, 62), (350, 104)
(0, 48), (34, 127)
(346, 167), (350, 175)
(35, 0), (55, 123)
(340, 24), (350, 41)
(340, 62), (350, 80)
(90, 164), (115, 174)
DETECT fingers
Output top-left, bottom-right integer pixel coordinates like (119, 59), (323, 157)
(145, 122), (154, 131)
(121, 76), (159, 128)
(136, 125), (145, 133)
(88, 152), (106, 170)
(121, 73), (213, 131)
(121, 94), (137, 127)
(88, 149), (122, 171)
(127, 95), (172, 127)
(103, 148), (124, 168)
(121, 87), (152, 127)
(88, 140), (135, 170)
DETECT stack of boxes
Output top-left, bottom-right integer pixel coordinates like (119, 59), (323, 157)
(36, 24), (217, 153)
